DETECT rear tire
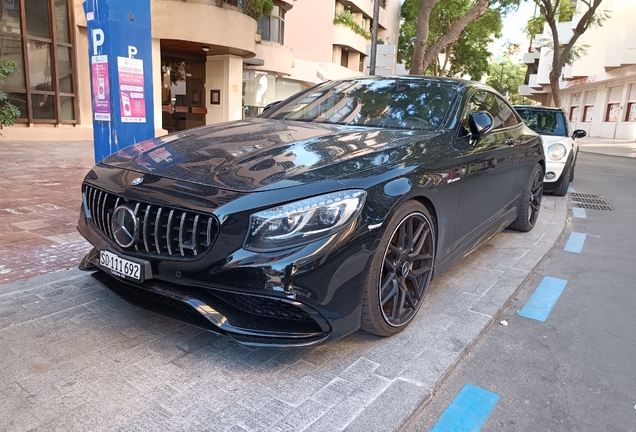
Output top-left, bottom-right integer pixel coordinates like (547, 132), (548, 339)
(361, 201), (436, 337)
(510, 164), (543, 232)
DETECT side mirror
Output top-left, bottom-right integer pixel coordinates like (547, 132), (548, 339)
(468, 111), (494, 139)
(263, 101), (281, 112)
(572, 129), (587, 139)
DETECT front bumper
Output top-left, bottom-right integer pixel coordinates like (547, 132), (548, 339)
(543, 159), (569, 192)
(77, 204), (374, 347)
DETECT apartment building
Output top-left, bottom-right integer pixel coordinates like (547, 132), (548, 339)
(519, 0), (636, 139)
(0, 0), (400, 141)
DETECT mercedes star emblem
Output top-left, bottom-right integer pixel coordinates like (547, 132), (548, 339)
(111, 205), (138, 248)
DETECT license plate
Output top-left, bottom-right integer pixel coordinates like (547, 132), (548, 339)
(99, 250), (141, 281)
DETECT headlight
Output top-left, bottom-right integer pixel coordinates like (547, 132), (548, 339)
(244, 190), (366, 252)
(547, 143), (567, 161)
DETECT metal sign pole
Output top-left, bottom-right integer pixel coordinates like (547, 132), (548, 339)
(83, 0), (155, 163)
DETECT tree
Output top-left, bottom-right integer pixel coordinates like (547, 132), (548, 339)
(527, 0), (608, 107)
(485, 59), (534, 105)
(409, 0), (487, 75)
(0, 57), (20, 130)
(401, 0), (519, 79)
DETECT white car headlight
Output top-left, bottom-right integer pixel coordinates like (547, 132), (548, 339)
(245, 190), (366, 252)
(547, 143), (567, 161)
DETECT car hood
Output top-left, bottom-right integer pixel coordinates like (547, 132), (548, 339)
(101, 118), (437, 192)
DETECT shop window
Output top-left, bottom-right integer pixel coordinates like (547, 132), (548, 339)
(569, 92), (581, 122)
(0, 0), (77, 123)
(606, 103), (619, 122)
(626, 84), (636, 122)
(605, 86), (622, 122)
(583, 90), (595, 122)
(570, 106), (579, 122)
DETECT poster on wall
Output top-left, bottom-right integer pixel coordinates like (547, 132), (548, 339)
(117, 56), (146, 123)
(607, 103), (620, 122)
(628, 103), (636, 122)
(91, 55), (110, 121)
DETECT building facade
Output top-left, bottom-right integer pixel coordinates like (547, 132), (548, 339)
(0, 0), (400, 141)
(519, 0), (636, 140)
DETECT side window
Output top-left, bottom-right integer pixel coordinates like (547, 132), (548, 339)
(561, 110), (571, 136)
(459, 91), (489, 136)
(495, 97), (520, 128)
(481, 94), (505, 130)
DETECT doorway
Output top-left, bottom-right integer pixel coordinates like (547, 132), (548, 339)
(160, 58), (207, 133)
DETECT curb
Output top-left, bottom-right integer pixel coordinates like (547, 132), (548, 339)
(396, 196), (569, 432)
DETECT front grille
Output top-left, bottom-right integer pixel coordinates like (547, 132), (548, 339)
(83, 184), (219, 258)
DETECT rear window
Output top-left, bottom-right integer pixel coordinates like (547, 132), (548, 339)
(515, 108), (567, 137)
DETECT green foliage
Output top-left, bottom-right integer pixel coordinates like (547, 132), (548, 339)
(243, 0), (273, 19)
(0, 57), (20, 129)
(524, 0), (574, 38)
(399, 0), (519, 79)
(524, 1), (610, 38)
(333, 10), (372, 40)
(540, 39), (591, 66)
(485, 59), (533, 105)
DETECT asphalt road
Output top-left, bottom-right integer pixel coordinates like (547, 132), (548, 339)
(402, 148), (636, 431)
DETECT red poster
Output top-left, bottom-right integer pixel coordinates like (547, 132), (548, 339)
(117, 57), (146, 123)
(91, 55), (110, 121)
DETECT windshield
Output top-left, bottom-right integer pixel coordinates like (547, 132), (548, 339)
(516, 108), (567, 137)
(262, 78), (460, 131)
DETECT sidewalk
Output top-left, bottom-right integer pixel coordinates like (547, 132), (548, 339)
(0, 140), (567, 431)
(578, 137), (636, 158)
(0, 141), (94, 284)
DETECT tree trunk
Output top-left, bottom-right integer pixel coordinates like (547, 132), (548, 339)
(549, 70), (561, 107)
(409, 0), (438, 75)
(413, 0), (490, 74)
(541, 0), (604, 106)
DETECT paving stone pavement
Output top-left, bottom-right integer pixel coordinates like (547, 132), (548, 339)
(0, 141), (95, 284)
(0, 176), (567, 432)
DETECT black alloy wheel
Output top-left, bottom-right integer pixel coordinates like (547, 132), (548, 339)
(361, 201), (436, 336)
(510, 164), (543, 232)
(528, 168), (543, 225)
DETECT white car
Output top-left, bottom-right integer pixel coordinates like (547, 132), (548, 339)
(514, 106), (587, 196)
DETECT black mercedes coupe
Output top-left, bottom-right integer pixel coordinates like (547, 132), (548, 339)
(77, 77), (544, 346)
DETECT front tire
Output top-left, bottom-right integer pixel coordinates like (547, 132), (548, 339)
(361, 201), (436, 337)
(510, 164), (543, 232)
(552, 164), (571, 197)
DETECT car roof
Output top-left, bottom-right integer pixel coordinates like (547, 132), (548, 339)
(513, 105), (565, 112)
(365, 75), (471, 84)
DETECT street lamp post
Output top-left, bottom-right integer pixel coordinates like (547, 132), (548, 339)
(499, 61), (506, 93)
(369, 0), (381, 75)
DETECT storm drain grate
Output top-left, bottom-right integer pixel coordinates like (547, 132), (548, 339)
(570, 193), (613, 211)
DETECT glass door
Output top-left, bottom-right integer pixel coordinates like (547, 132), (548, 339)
(160, 59), (206, 132)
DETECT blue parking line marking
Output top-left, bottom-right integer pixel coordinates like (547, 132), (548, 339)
(568, 186), (576, 193)
(518, 277), (568, 322)
(430, 384), (500, 432)
(572, 207), (587, 218)
(564, 232), (587, 253)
